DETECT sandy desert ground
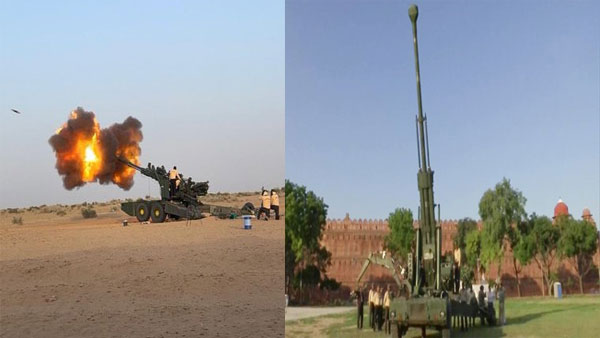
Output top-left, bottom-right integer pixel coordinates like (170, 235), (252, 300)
(0, 192), (284, 338)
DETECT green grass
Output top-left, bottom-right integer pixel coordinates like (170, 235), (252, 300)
(285, 295), (600, 338)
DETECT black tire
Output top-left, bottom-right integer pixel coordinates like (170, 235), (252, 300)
(150, 202), (166, 223)
(135, 203), (150, 222)
(241, 202), (255, 214)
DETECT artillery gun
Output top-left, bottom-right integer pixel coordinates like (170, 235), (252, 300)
(118, 158), (255, 222)
(377, 5), (480, 337)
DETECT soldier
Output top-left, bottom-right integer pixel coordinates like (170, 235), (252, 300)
(459, 285), (469, 331)
(372, 287), (380, 331)
(498, 283), (506, 325)
(270, 189), (280, 220)
(478, 285), (486, 325)
(377, 287), (385, 331)
(368, 284), (375, 329)
(454, 247), (462, 293)
(383, 285), (392, 334)
(257, 190), (271, 220)
(468, 286), (477, 328)
(487, 284), (496, 325)
(168, 166), (181, 199)
(355, 287), (364, 329)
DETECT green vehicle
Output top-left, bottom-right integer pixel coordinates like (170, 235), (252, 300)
(118, 158), (255, 222)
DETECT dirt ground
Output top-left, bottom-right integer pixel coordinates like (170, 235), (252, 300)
(0, 192), (284, 338)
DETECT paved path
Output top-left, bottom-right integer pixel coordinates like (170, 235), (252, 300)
(285, 306), (354, 322)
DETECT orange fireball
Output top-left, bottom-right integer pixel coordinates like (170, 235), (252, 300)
(49, 107), (143, 190)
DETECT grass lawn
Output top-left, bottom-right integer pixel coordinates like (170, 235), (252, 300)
(285, 295), (600, 338)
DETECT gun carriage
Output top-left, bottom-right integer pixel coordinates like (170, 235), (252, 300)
(118, 158), (255, 222)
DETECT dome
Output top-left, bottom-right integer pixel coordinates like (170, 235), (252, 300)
(553, 199), (569, 218)
(582, 208), (592, 218)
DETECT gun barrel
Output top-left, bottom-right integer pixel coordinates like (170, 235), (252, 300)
(117, 157), (143, 172)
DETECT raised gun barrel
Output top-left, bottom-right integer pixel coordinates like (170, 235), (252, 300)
(409, 4), (442, 293)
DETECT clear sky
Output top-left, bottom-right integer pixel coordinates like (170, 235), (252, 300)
(286, 0), (599, 222)
(0, 1), (284, 208)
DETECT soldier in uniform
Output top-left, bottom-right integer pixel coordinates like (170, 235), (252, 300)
(478, 285), (486, 325)
(498, 283), (506, 325)
(383, 285), (392, 334)
(372, 287), (380, 331)
(487, 284), (496, 325)
(257, 190), (271, 220)
(168, 166), (181, 199)
(270, 189), (280, 220)
(355, 287), (364, 329)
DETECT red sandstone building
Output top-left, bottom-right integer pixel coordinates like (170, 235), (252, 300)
(321, 201), (599, 297)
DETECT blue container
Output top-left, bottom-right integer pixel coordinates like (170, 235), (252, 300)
(243, 215), (252, 230)
(554, 282), (562, 299)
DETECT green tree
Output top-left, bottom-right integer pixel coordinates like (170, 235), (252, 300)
(453, 218), (478, 252)
(478, 178), (527, 278)
(558, 217), (598, 294)
(524, 214), (560, 296)
(510, 220), (536, 297)
(285, 180), (331, 292)
(465, 230), (481, 279)
(384, 208), (415, 263)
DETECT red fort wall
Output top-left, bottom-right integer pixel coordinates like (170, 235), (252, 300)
(321, 214), (599, 297)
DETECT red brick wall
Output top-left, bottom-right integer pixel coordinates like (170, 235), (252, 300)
(321, 215), (600, 297)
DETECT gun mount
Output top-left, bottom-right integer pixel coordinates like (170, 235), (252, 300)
(117, 158), (255, 222)
(356, 252), (412, 293)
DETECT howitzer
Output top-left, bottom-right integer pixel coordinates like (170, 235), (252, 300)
(117, 158), (255, 222)
(118, 158), (209, 206)
(381, 5), (480, 338)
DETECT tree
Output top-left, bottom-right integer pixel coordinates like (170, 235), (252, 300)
(384, 208), (415, 263)
(465, 230), (481, 280)
(558, 217), (598, 294)
(510, 220), (535, 297)
(453, 218), (478, 252)
(285, 180), (331, 292)
(478, 178), (527, 278)
(523, 214), (560, 296)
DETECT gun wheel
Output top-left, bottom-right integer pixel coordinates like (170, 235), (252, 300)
(135, 203), (150, 222)
(150, 202), (166, 223)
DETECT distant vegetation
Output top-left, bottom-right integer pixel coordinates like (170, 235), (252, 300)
(81, 207), (97, 219)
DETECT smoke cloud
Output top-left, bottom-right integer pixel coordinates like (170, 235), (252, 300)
(48, 107), (143, 190)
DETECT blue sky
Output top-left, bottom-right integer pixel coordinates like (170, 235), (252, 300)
(286, 0), (599, 222)
(0, 1), (284, 207)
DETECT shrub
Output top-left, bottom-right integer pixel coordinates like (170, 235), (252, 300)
(7, 208), (20, 214)
(81, 207), (97, 219)
(110, 206), (118, 212)
(12, 216), (23, 225)
(56, 210), (67, 216)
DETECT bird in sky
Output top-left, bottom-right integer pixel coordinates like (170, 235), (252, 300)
(11, 109), (21, 114)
